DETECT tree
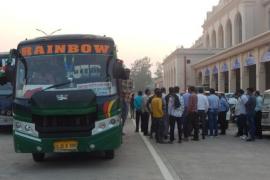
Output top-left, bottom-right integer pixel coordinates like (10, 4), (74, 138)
(130, 57), (153, 92)
(154, 62), (163, 79)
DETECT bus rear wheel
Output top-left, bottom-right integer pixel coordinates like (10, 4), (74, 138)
(32, 153), (45, 162)
(104, 150), (114, 159)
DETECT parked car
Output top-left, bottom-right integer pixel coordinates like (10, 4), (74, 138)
(262, 89), (270, 131)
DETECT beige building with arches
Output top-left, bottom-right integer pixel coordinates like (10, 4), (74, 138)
(163, 0), (270, 92)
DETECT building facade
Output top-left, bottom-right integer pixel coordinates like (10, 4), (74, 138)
(193, 0), (270, 92)
(163, 0), (270, 92)
(163, 48), (220, 92)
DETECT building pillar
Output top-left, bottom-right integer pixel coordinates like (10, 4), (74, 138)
(254, 48), (260, 91)
(218, 62), (225, 92)
(240, 2), (255, 42)
(258, 48), (266, 91)
(209, 70), (213, 89)
(229, 60), (236, 92)
(240, 54), (249, 89)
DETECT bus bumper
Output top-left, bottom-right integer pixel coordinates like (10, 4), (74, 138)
(13, 126), (122, 153)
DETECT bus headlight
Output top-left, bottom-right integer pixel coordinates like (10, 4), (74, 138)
(6, 111), (12, 116)
(15, 122), (22, 129)
(98, 122), (106, 129)
(25, 125), (32, 132)
(110, 119), (116, 125)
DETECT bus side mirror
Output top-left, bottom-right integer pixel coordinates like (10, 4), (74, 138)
(113, 59), (129, 80)
(123, 68), (130, 80)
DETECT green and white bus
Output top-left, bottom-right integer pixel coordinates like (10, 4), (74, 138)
(0, 34), (129, 162)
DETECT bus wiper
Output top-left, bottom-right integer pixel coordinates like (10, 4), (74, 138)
(41, 81), (72, 92)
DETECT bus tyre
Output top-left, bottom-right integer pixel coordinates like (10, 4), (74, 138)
(32, 153), (45, 162)
(104, 150), (114, 159)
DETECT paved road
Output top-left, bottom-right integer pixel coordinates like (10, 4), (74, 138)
(1, 121), (270, 180)
(150, 124), (270, 180)
(0, 122), (163, 180)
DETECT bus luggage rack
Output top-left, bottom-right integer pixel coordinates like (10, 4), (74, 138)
(33, 114), (96, 138)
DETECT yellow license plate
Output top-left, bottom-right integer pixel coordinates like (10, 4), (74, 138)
(53, 140), (78, 152)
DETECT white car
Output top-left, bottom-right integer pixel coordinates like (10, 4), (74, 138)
(262, 90), (270, 131)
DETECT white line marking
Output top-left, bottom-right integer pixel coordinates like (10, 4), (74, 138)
(131, 119), (179, 180)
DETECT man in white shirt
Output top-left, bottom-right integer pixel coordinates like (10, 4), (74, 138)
(197, 88), (209, 139)
(169, 86), (184, 143)
(236, 89), (248, 139)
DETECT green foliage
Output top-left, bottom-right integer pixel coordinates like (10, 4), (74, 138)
(130, 57), (153, 92)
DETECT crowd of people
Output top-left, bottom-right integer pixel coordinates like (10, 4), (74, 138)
(122, 86), (263, 144)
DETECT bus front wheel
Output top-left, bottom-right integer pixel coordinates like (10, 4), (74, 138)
(32, 153), (45, 162)
(104, 150), (114, 159)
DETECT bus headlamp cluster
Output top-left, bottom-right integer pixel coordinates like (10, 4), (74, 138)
(14, 120), (38, 137)
(95, 116), (121, 134)
(1, 110), (12, 116)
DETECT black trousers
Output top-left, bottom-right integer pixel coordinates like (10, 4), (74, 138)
(183, 110), (191, 139)
(154, 118), (164, 142)
(198, 110), (207, 139)
(169, 115), (182, 142)
(135, 110), (142, 132)
(190, 112), (199, 140)
(238, 114), (247, 136)
(219, 111), (227, 134)
(141, 112), (150, 135)
(255, 111), (262, 138)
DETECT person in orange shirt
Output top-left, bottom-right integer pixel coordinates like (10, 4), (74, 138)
(150, 88), (164, 143)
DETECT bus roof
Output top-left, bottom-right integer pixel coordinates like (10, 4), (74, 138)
(18, 34), (115, 46)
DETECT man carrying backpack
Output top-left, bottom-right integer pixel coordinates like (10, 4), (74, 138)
(169, 86), (184, 143)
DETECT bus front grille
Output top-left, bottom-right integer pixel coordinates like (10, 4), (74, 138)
(33, 114), (96, 138)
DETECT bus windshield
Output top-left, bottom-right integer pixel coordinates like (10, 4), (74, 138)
(16, 54), (117, 99)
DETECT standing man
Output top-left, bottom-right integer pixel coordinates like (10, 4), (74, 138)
(121, 92), (130, 135)
(183, 87), (191, 141)
(218, 93), (229, 135)
(165, 87), (174, 139)
(237, 89), (248, 139)
(134, 91), (143, 132)
(151, 89), (164, 143)
(141, 89), (151, 136)
(255, 91), (263, 139)
(245, 88), (257, 141)
(207, 89), (219, 137)
(130, 93), (135, 119)
(187, 86), (199, 141)
(197, 88), (209, 139)
(169, 86), (184, 143)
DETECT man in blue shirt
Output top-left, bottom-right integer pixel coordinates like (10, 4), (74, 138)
(246, 88), (257, 141)
(218, 93), (229, 135)
(134, 91), (143, 132)
(207, 89), (220, 136)
(183, 88), (191, 140)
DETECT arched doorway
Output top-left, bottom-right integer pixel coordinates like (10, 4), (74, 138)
(218, 25), (224, 48)
(211, 30), (217, 49)
(234, 12), (242, 44)
(206, 33), (210, 48)
(226, 19), (233, 48)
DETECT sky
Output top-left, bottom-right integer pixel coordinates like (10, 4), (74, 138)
(0, 0), (219, 69)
